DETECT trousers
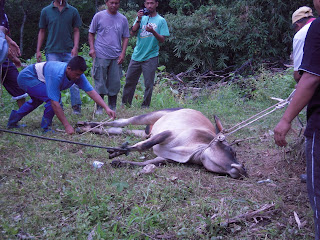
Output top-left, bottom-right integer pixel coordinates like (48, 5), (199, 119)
(122, 56), (158, 107)
(306, 131), (320, 240)
(7, 82), (55, 131)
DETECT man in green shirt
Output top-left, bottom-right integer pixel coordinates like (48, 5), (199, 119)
(36, 0), (83, 115)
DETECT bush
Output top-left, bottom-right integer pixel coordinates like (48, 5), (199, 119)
(161, 0), (307, 74)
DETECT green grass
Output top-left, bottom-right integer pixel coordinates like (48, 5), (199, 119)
(0, 67), (315, 239)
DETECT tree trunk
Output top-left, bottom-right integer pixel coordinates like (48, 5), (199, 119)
(19, 4), (27, 56)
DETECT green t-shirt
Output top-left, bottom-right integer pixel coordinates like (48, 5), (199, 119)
(39, 2), (82, 53)
(132, 14), (170, 62)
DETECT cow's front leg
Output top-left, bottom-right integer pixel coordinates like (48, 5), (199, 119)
(130, 130), (172, 151)
(111, 156), (170, 167)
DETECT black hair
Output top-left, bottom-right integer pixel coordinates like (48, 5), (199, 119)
(67, 56), (87, 72)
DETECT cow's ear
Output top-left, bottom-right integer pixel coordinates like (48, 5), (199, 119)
(214, 115), (224, 134)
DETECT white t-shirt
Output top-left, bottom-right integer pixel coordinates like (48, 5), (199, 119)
(293, 22), (313, 71)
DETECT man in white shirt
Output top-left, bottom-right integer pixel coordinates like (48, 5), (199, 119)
(292, 6), (316, 83)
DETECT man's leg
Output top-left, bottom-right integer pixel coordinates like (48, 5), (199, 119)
(306, 133), (320, 240)
(41, 100), (55, 132)
(7, 83), (45, 128)
(122, 60), (142, 107)
(1, 63), (27, 108)
(92, 58), (109, 114)
(141, 57), (158, 108)
(107, 59), (122, 111)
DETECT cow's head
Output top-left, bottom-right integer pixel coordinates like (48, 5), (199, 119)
(201, 116), (247, 179)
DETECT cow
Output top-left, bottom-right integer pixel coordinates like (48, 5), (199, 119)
(79, 108), (247, 178)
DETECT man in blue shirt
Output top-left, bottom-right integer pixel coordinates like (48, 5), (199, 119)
(7, 56), (116, 134)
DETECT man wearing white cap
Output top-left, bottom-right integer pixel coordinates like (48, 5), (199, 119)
(292, 6), (316, 83)
(275, 1), (320, 239)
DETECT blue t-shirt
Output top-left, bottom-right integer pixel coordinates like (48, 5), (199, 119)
(132, 14), (169, 62)
(18, 61), (93, 102)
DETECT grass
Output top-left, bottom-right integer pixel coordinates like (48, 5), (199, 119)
(0, 67), (315, 239)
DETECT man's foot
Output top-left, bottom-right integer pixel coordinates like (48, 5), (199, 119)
(7, 110), (23, 129)
(72, 104), (81, 115)
(96, 105), (103, 115)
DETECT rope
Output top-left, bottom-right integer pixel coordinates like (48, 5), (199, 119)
(0, 128), (128, 153)
(223, 90), (295, 136)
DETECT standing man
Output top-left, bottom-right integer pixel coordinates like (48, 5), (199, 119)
(7, 56), (116, 134)
(122, 0), (169, 108)
(291, 6), (316, 183)
(88, 0), (129, 113)
(36, 0), (82, 115)
(292, 6), (316, 83)
(0, 0), (27, 108)
(274, 1), (320, 239)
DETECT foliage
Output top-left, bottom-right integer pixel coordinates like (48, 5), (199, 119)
(162, 0), (298, 73)
(4, 0), (316, 75)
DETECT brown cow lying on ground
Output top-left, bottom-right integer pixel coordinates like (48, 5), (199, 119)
(78, 108), (247, 178)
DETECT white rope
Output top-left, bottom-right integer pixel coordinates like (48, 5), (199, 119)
(224, 90), (295, 136)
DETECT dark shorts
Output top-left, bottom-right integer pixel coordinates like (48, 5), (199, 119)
(1, 61), (27, 99)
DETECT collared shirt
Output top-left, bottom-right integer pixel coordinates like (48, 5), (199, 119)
(39, 1), (82, 53)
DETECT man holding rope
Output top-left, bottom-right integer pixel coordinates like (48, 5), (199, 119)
(7, 56), (116, 134)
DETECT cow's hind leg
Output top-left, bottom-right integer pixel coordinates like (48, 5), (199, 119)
(104, 108), (182, 127)
(111, 156), (171, 168)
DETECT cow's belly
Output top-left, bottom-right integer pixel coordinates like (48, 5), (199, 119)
(152, 128), (215, 163)
(151, 109), (215, 135)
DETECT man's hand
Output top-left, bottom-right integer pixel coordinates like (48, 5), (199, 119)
(105, 108), (116, 120)
(145, 23), (155, 33)
(36, 51), (42, 63)
(274, 119), (291, 147)
(117, 52), (125, 64)
(0, 26), (8, 35)
(137, 10), (143, 19)
(65, 124), (75, 135)
(89, 48), (96, 59)
(71, 47), (78, 57)
(7, 38), (21, 67)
